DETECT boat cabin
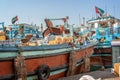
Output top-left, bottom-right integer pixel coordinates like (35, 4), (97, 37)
(87, 15), (120, 42)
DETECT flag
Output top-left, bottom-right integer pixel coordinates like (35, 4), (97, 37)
(95, 6), (104, 16)
(95, 6), (99, 13)
(12, 16), (18, 24)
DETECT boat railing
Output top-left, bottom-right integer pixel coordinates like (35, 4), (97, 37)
(0, 40), (18, 47)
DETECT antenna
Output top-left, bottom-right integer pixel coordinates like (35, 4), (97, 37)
(105, 5), (107, 15)
(113, 5), (116, 17)
(92, 13), (94, 19)
(83, 17), (85, 26)
(79, 14), (81, 26)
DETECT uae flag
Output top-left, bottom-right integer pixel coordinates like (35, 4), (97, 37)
(12, 16), (18, 24)
(95, 6), (104, 16)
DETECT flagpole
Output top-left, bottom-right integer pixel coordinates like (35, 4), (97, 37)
(96, 12), (97, 18)
(105, 5), (107, 16)
(95, 6), (98, 18)
(113, 5), (116, 17)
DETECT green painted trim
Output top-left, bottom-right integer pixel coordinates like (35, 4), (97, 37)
(22, 48), (71, 57)
(27, 76), (37, 80)
(92, 54), (112, 56)
(50, 68), (67, 76)
(0, 44), (94, 60)
(0, 48), (72, 60)
(0, 52), (18, 59)
(94, 46), (111, 48)
(91, 64), (112, 67)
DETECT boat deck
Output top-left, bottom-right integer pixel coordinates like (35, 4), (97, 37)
(58, 68), (120, 80)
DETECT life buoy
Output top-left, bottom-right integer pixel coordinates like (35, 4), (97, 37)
(37, 64), (50, 80)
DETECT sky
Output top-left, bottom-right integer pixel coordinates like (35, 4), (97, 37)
(0, 0), (120, 27)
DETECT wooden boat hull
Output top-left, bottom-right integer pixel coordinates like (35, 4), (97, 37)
(0, 43), (96, 80)
(90, 46), (112, 71)
(94, 47), (111, 54)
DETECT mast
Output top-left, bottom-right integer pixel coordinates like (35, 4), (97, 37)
(79, 14), (81, 26)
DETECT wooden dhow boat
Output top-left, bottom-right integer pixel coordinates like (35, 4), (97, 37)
(87, 13), (120, 70)
(0, 17), (97, 80)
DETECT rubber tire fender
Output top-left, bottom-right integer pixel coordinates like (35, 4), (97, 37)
(37, 64), (50, 80)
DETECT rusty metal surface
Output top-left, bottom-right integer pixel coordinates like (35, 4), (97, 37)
(84, 56), (90, 72)
(67, 50), (77, 76)
(58, 69), (118, 80)
(14, 54), (27, 80)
